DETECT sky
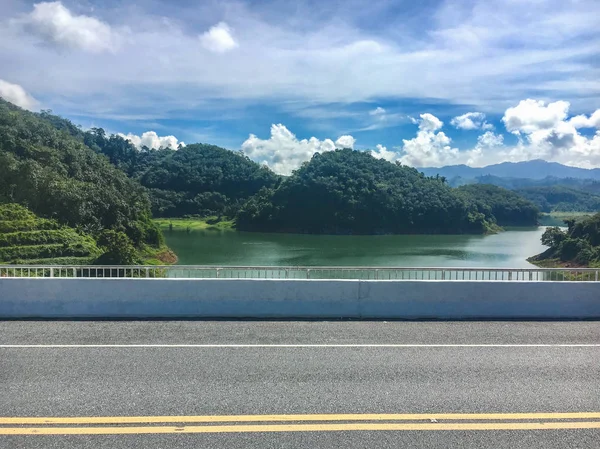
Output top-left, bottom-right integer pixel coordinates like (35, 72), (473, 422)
(0, 0), (599, 175)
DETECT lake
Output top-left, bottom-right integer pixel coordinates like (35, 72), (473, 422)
(163, 227), (550, 268)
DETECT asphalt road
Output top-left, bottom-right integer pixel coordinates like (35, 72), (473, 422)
(1, 321), (599, 448)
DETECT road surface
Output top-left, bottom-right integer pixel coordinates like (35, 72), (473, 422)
(1, 321), (599, 448)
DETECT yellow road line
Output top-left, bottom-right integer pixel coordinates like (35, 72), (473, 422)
(2, 412), (600, 425)
(2, 422), (600, 435)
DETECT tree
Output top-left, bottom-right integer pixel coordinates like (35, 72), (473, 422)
(541, 227), (566, 247)
(95, 230), (140, 265)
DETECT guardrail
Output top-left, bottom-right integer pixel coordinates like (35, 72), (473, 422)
(1, 265), (599, 281)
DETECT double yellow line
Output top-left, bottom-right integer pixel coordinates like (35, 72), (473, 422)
(2, 412), (600, 435)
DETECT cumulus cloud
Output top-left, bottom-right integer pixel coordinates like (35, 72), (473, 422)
(484, 100), (600, 168)
(241, 124), (355, 175)
(476, 131), (504, 149)
(335, 135), (356, 149)
(569, 110), (600, 129)
(240, 99), (600, 172)
(200, 22), (238, 53)
(416, 113), (443, 132)
(502, 99), (570, 134)
(399, 101), (600, 168)
(118, 131), (184, 150)
(17, 1), (117, 53)
(0, 79), (38, 110)
(398, 114), (461, 167)
(450, 112), (493, 130)
(370, 144), (398, 162)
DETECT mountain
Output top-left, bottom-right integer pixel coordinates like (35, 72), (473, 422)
(420, 160), (600, 181)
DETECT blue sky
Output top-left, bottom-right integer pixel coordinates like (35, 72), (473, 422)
(0, 0), (599, 173)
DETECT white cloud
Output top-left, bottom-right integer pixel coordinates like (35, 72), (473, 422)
(17, 1), (117, 53)
(569, 110), (600, 129)
(502, 99), (570, 134)
(398, 113), (462, 167)
(240, 99), (600, 172)
(476, 131), (504, 149)
(369, 107), (386, 116)
(474, 99), (600, 168)
(417, 113), (443, 132)
(335, 135), (355, 149)
(450, 112), (493, 130)
(370, 144), (398, 162)
(200, 22), (238, 53)
(118, 131), (184, 150)
(0, 79), (38, 110)
(241, 124), (354, 175)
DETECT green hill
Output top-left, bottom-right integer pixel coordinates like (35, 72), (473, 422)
(456, 184), (540, 226)
(236, 149), (538, 234)
(83, 129), (281, 218)
(529, 212), (600, 268)
(0, 99), (172, 264)
(515, 186), (600, 213)
(0, 204), (100, 265)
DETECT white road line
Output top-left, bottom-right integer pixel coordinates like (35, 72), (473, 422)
(1, 344), (599, 348)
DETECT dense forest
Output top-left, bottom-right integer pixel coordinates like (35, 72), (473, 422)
(236, 149), (538, 234)
(515, 186), (600, 213)
(456, 184), (540, 226)
(0, 99), (169, 264)
(448, 175), (600, 213)
(530, 213), (600, 267)
(83, 129), (281, 217)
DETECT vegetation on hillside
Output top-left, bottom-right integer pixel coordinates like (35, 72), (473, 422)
(154, 217), (235, 232)
(0, 99), (172, 264)
(515, 186), (600, 213)
(83, 129), (281, 218)
(529, 213), (600, 268)
(448, 175), (600, 213)
(456, 184), (540, 226)
(0, 204), (100, 264)
(236, 149), (538, 235)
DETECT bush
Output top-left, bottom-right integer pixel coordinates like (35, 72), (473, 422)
(95, 230), (140, 265)
(559, 238), (591, 262)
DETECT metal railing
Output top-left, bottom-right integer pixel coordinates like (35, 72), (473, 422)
(1, 265), (599, 281)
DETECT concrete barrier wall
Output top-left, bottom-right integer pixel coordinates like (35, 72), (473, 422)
(1, 278), (599, 319)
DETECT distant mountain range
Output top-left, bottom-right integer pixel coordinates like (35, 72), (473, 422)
(420, 160), (600, 180)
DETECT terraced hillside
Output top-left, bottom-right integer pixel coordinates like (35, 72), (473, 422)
(0, 204), (100, 265)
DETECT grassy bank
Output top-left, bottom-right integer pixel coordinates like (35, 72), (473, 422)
(539, 211), (593, 225)
(154, 217), (236, 232)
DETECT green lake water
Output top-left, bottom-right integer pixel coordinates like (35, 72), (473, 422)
(163, 227), (551, 268)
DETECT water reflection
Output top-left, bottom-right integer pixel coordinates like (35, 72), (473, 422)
(164, 226), (549, 268)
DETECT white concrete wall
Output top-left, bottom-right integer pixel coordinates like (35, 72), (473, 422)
(0, 278), (599, 319)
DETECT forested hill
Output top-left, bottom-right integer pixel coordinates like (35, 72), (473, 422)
(456, 184), (540, 226)
(516, 186), (600, 213)
(83, 129), (281, 218)
(0, 99), (167, 264)
(236, 149), (539, 234)
(530, 213), (600, 268)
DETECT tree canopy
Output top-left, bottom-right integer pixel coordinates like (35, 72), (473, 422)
(84, 129), (281, 218)
(533, 213), (600, 267)
(237, 149), (537, 234)
(515, 186), (600, 213)
(0, 98), (162, 249)
(456, 184), (540, 226)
